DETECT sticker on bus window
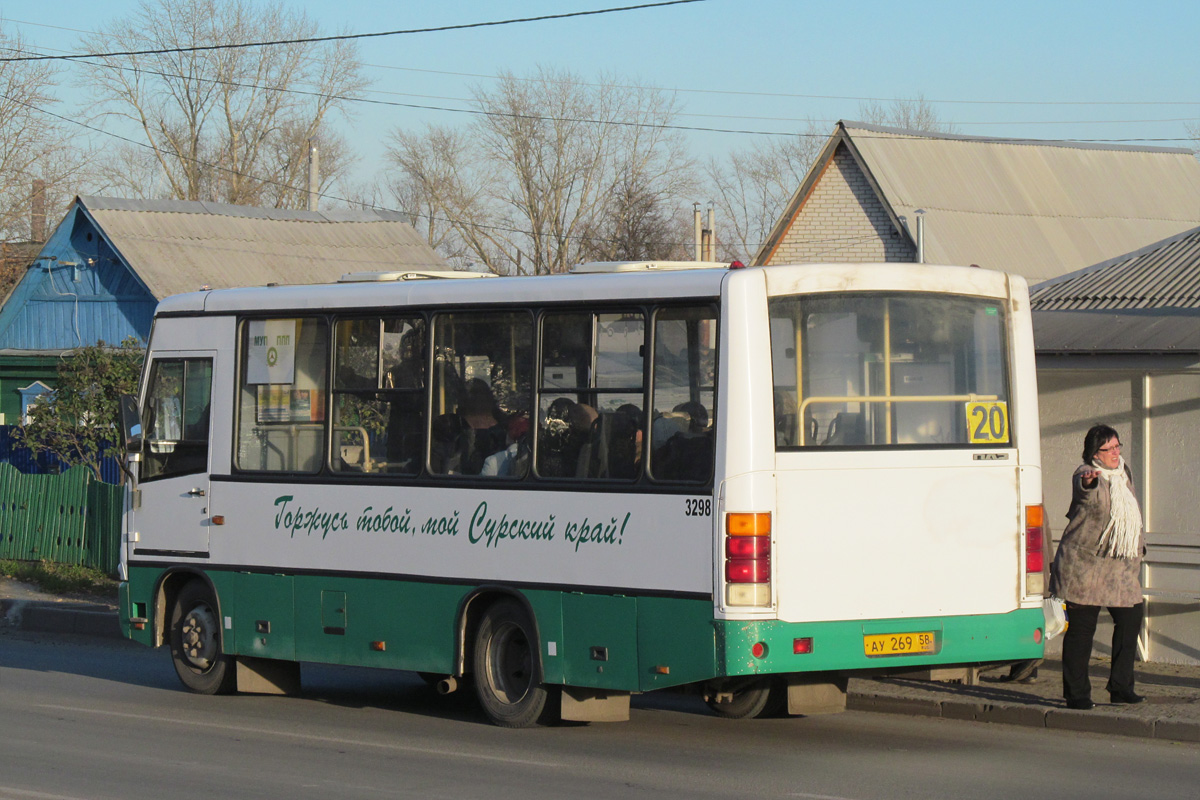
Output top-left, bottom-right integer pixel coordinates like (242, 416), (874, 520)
(966, 401), (1008, 444)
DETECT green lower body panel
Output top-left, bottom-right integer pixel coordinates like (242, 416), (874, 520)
(123, 566), (1041, 694)
(716, 608), (1046, 676)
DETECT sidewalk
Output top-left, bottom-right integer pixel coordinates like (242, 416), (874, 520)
(847, 658), (1200, 743)
(2, 577), (1198, 742)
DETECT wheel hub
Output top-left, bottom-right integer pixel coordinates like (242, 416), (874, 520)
(180, 604), (218, 669)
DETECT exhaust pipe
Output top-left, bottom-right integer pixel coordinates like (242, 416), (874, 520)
(436, 676), (459, 695)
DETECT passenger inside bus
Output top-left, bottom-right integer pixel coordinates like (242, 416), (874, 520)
(651, 401), (712, 482)
(481, 416), (531, 477)
(578, 403), (642, 480)
(431, 379), (509, 475)
(537, 398), (596, 478)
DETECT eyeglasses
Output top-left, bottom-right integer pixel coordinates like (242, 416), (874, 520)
(1098, 444), (1122, 453)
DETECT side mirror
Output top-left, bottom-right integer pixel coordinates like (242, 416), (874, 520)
(120, 394), (143, 452)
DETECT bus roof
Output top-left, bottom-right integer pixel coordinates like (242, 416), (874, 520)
(155, 263), (735, 315)
(152, 262), (1022, 316)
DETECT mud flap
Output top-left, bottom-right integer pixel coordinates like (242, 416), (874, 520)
(560, 686), (630, 722)
(786, 676), (848, 715)
(236, 656), (301, 695)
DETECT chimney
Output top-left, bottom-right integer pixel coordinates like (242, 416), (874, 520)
(30, 179), (46, 242)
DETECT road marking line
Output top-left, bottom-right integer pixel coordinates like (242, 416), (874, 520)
(0, 788), (96, 800)
(36, 704), (559, 768)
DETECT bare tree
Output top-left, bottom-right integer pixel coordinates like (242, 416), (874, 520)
(386, 67), (696, 274)
(388, 124), (504, 270)
(78, 0), (367, 207)
(0, 25), (92, 242)
(576, 85), (698, 262)
(705, 120), (826, 263)
(858, 93), (957, 133)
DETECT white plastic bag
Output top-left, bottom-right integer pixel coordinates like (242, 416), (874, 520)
(1043, 596), (1067, 640)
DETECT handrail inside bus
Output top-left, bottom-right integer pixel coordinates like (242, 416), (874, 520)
(796, 394), (1000, 446)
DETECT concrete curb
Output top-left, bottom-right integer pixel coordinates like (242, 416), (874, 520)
(1, 599), (122, 639)
(849, 690), (1200, 743)
(5, 600), (1199, 744)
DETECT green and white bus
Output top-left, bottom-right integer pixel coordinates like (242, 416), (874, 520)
(118, 260), (1047, 727)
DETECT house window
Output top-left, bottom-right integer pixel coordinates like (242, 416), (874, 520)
(18, 381), (53, 425)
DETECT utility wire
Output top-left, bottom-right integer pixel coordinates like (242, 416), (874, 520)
(8, 48), (1193, 143)
(0, 0), (707, 63)
(7, 15), (1199, 112)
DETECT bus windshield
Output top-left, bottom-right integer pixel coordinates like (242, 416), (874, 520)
(769, 293), (1010, 448)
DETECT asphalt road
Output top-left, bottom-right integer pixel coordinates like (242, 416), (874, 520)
(1, 631), (1197, 800)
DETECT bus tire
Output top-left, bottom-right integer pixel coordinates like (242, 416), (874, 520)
(169, 581), (236, 695)
(472, 599), (557, 727)
(705, 679), (778, 719)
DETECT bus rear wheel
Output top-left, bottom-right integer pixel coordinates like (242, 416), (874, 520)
(473, 599), (557, 727)
(169, 581), (236, 695)
(705, 679), (780, 719)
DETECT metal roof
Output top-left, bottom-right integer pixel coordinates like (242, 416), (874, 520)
(1030, 225), (1200, 310)
(1033, 308), (1200, 353)
(77, 195), (446, 299)
(1030, 226), (1200, 353)
(757, 121), (1200, 284)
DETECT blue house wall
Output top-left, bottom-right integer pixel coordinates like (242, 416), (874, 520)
(0, 204), (157, 351)
(0, 201), (158, 424)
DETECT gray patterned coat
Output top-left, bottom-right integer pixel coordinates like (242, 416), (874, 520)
(1049, 464), (1144, 608)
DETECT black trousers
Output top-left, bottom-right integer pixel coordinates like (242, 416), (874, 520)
(1061, 601), (1144, 702)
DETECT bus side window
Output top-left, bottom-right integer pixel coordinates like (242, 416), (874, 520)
(536, 311), (645, 481)
(649, 306), (716, 483)
(429, 311), (533, 477)
(236, 318), (328, 473)
(330, 317), (426, 475)
(143, 358), (213, 481)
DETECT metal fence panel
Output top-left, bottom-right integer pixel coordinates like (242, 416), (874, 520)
(0, 463), (123, 575)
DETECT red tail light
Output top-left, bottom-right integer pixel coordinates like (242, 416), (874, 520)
(725, 513), (772, 605)
(1025, 528), (1044, 572)
(726, 554), (771, 583)
(726, 536), (769, 558)
(1025, 505), (1045, 595)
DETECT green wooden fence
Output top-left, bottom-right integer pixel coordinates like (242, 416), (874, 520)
(0, 463), (124, 575)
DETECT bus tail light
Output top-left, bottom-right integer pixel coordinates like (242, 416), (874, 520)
(726, 512), (771, 606)
(1025, 505), (1045, 596)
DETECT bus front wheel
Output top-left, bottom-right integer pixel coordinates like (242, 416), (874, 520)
(472, 599), (557, 727)
(169, 581), (236, 695)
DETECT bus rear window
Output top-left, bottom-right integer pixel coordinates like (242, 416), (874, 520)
(769, 294), (1010, 448)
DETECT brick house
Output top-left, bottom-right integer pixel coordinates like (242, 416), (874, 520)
(754, 121), (1200, 284)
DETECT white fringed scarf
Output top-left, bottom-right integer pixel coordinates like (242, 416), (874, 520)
(1092, 455), (1142, 559)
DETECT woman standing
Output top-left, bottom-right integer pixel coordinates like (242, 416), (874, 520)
(1050, 424), (1146, 710)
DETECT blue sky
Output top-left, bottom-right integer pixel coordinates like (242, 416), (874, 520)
(6, 0), (1199, 191)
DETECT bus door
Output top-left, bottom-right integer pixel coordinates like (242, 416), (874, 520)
(130, 353), (216, 559)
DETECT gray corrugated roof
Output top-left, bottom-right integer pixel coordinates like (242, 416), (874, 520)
(845, 122), (1200, 285)
(758, 121), (1200, 284)
(1033, 308), (1200, 353)
(1031, 226), (1200, 353)
(77, 196), (446, 298)
(1030, 225), (1200, 310)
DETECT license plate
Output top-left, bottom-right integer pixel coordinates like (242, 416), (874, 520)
(863, 631), (936, 656)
